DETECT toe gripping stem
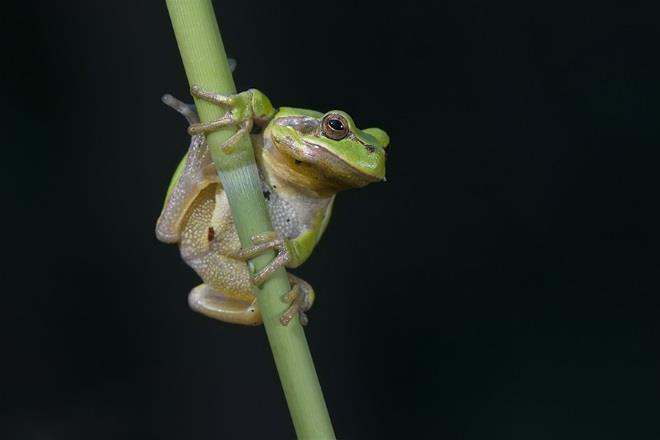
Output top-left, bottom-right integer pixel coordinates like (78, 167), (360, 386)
(234, 232), (313, 326)
(185, 86), (274, 154)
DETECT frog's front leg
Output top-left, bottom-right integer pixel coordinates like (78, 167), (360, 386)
(232, 231), (290, 286)
(155, 95), (218, 244)
(187, 86), (275, 153)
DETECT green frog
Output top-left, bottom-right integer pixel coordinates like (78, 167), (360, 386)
(156, 86), (389, 326)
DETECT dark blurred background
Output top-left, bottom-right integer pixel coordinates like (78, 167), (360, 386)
(1, 1), (659, 439)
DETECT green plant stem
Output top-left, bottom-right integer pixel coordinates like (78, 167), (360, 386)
(165, 1), (335, 438)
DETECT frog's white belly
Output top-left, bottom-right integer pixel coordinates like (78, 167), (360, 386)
(262, 181), (302, 239)
(261, 179), (331, 240)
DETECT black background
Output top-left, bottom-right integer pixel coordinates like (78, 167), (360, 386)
(2, 1), (659, 439)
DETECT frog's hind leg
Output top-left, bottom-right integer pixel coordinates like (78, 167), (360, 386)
(188, 284), (262, 326)
(280, 274), (315, 326)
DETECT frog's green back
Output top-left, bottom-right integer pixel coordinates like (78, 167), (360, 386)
(275, 107), (323, 119)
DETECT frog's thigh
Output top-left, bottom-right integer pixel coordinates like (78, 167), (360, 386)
(188, 284), (262, 326)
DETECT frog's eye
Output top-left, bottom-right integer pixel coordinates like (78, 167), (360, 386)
(321, 114), (349, 140)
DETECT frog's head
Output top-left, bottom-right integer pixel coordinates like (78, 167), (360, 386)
(265, 107), (389, 192)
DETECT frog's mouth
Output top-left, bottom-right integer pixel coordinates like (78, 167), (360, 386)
(272, 134), (383, 190)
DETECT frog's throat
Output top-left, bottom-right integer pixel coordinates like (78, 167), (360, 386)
(259, 136), (380, 197)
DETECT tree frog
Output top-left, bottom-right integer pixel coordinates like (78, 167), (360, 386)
(155, 86), (389, 326)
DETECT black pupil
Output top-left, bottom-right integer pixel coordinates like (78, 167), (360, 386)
(328, 119), (344, 131)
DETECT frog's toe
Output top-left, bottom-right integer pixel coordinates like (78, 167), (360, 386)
(187, 114), (234, 135)
(189, 85), (233, 106)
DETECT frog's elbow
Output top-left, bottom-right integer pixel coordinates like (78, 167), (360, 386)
(155, 216), (181, 244)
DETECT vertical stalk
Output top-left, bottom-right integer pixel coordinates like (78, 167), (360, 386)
(164, 1), (335, 438)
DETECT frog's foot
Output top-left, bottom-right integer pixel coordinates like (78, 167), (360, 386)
(187, 86), (275, 153)
(188, 284), (262, 326)
(188, 117), (252, 155)
(229, 231), (290, 287)
(280, 273), (315, 326)
(228, 232), (315, 326)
